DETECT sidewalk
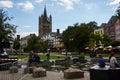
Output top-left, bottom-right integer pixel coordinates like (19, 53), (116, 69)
(22, 71), (90, 80)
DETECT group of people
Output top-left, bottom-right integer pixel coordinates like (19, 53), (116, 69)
(98, 52), (120, 68)
(28, 50), (40, 64)
(28, 50), (51, 65)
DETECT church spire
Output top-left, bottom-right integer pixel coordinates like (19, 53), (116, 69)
(44, 5), (47, 18)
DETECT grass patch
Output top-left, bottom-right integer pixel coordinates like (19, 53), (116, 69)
(40, 54), (67, 60)
(8, 54), (28, 59)
(8, 53), (67, 60)
(8, 52), (120, 60)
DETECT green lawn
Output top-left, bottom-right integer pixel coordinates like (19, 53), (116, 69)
(8, 53), (67, 60)
(8, 52), (120, 60)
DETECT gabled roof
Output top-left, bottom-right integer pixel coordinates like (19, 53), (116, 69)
(21, 34), (36, 40)
(107, 16), (117, 26)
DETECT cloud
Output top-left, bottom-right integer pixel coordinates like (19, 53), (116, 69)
(35, 0), (44, 3)
(23, 25), (32, 28)
(17, 1), (34, 12)
(84, 3), (97, 10)
(0, 1), (13, 8)
(109, 0), (120, 5)
(56, 0), (80, 10)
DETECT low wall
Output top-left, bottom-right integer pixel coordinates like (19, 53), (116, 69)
(90, 68), (120, 80)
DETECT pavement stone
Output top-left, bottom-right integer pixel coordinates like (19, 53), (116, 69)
(22, 71), (90, 80)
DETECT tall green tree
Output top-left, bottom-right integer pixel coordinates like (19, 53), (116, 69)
(0, 8), (17, 56)
(24, 35), (47, 53)
(25, 35), (37, 52)
(87, 21), (98, 31)
(116, 6), (120, 20)
(89, 33), (112, 49)
(62, 26), (75, 52)
(111, 41), (120, 47)
(13, 39), (20, 51)
(73, 23), (91, 53)
(0, 9), (17, 57)
(0, 9), (17, 43)
(62, 23), (91, 54)
(101, 34), (112, 47)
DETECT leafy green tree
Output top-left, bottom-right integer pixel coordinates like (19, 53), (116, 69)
(25, 35), (37, 52)
(73, 23), (91, 53)
(89, 33), (112, 49)
(13, 39), (20, 51)
(0, 8), (17, 56)
(24, 35), (48, 53)
(34, 39), (48, 53)
(101, 34), (112, 47)
(111, 41), (120, 47)
(62, 23), (91, 54)
(92, 33), (102, 46)
(62, 26), (75, 52)
(116, 6), (120, 20)
(0, 9), (17, 43)
(87, 21), (98, 31)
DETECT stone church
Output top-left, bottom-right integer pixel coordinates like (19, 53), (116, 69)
(38, 6), (52, 37)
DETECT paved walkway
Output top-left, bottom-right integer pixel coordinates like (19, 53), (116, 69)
(18, 58), (90, 80)
(0, 55), (91, 80)
(0, 69), (90, 80)
(22, 71), (90, 80)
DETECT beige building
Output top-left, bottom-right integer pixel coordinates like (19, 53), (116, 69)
(20, 34), (36, 48)
(41, 29), (63, 50)
(94, 27), (104, 35)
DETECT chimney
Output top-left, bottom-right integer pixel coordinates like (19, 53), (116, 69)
(57, 29), (60, 35)
(17, 35), (20, 40)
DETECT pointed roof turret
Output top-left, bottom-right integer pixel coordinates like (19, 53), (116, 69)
(43, 5), (47, 18)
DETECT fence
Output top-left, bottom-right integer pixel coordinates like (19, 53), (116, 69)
(0, 61), (27, 80)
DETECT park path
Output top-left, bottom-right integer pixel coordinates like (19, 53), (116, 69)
(22, 71), (90, 80)
(0, 54), (91, 80)
(18, 58), (90, 80)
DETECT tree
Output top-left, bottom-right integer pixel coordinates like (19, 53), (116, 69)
(0, 9), (17, 42)
(25, 34), (37, 52)
(62, 23), (91, 54)
(73, 23), (91, 53)
(111, 41), (120, 47)
(62, 26), (75, 52)
(101, 34), (112, 47)
(116, 6), (120, 20)
(24, 34), (48, 53)
(13, 38), (20, 52)
(35, 39), (47, 53)
(87, 21), (98, 31)
(89, 33), (112, 49)
(0, 8), (17, 56)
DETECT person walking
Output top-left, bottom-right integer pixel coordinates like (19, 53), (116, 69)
(46, 49), (50, 60)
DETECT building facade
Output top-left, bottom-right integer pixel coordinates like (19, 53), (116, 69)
(41, 29), (63, 51)
(94, 27), (104, 35)
(38, 6), (52, 37)
(20, 34), (36, 49)
(104, 16), (118, 40)
(114, 20), (120, 41)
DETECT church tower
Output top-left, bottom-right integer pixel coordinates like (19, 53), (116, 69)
(38, 6), (52, 37)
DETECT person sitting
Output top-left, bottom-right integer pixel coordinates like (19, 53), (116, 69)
(108, 52), (120, 68)
(28, 50), (35, 64)
(34, 53), (40, 63)
(98, 54), (106, 68)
